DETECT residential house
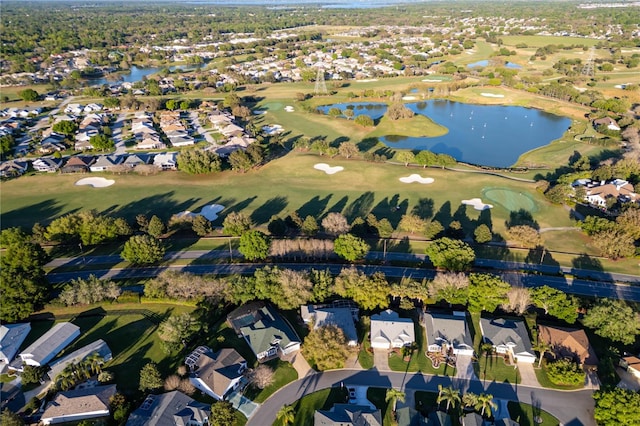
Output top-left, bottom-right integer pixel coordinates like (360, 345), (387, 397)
(136, 134), (166, 150)
(0, 323), (31, 372)
(153, 152), (177, 170)
(227, 302), (301, 363)
(41, 384), (117, 425)
(427, 411), (452, 426)
(61, 156), (94, 173)
(123, 154), (151, 168)
(0, 160), (29, 178)
(126, 391), (210, 426)
(583, 179), (638, 207)
(537, 325), (598, 370)
(396, 406), (427, 426)
(301, 302), (359, 347)
(214, 135), (256, 157)
(423, 312), (474, 356)
(620, 356), (640, 380)
(64, 103), (84, 115)
(593, 117), (620, 131)
(48, 339), (112, 381)
(315, 404), (382, 426)
(185, 346), (247, 400)
(479, 318), (536, 363)
(169, 134), (195, 147)
(219, 123), (244, 138)
(90, 155), (123, 172)
(32, 157), (63, 173)
(370, 309), (415, 350)
(17, 322), (80, 368)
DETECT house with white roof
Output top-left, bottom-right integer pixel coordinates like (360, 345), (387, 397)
(423, 311), (474, 356)
(0, 323), (31, 372)
(301, 303), (359, 347)
(48, 339), (112, 380)
(17, 322), (80, 368)
(41, 384), (116, 425)
(153, 152), (178, 170)
(370, 309), (415, 349)
(479, 317), (536, 363)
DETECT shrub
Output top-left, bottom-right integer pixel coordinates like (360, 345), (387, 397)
(545, 359), (585, 386)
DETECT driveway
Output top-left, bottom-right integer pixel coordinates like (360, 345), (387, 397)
(616, 367), (640, 391)
(373, 349), (390, 371)
(227, 388), (260, 419)
(517, 362), (541, 388)
(290, 352), (314, 378)
(455, 355), (478, 381)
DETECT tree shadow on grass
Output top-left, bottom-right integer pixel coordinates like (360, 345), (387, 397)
(433, 201), (452, 229)
(343, 191), (374, 223)
(1, 199), (69, 229)
(326, 195), (349, 215)
(505, 209), (539, 230)
(299, 195), (333, 219)
(357, 137), (380, 152)
(412, 198), (435, 220)
(108, 192), (201, 223)
(251, 196), (288, 226)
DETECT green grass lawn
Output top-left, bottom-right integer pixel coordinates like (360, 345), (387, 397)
(366, 387), (394, 426)
(243, 359), (298, 403)
(368, 114), (448, 139)
(476, 356), (521, 384)
(533, 360), (584, 391)
(388, 320), (456, 376)
(499, 35), (600, 48)
(273, 387), (349, 426)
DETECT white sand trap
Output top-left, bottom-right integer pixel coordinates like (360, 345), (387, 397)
(284, 106), (295, 112)
(356, 79), (378, 82)
(480, 93), (505, 98)
(174, 210), (197, 220)
(314, 163), (344, 175)
(262, 124), (283, 135)
(75, 177), (115, 188)
(402, 96), (417, 100)
(422, 78), (442, 82)
(199, 204), (225, 221)
(399, 174), (434, 184)
(462, 198), (494, 211)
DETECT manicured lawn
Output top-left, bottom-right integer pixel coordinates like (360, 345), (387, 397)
(499, 35), (600, 48)
(366, 387), (394, 426)
(357, 316), (374, 369)
(388, 319), (456, 377)
(368, 114), (448, 139)
(273, 387), (348, 426)
(243, 359), (298, 403)
(30, 302), (195, 394)
(508, 401), (560, 426)
(476, 356), (521, 384)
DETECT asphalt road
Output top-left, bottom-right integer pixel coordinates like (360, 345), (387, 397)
(245, 369), (596, 426)
(46, 259), (640, 302)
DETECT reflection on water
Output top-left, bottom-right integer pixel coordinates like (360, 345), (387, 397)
(317, 100), (571, 167)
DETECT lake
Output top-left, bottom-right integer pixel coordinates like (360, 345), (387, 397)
(317, 100), (571, 168)
(86, 64), (202, 86)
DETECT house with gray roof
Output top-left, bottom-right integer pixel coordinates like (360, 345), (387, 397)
(423, 312), (474, 356)
(301, 304), (358, 346)
(227, 302), (301, 363)
(0, 323), (31, 373)
(41, 384), (116, 425)
(17, 322), (80, 368)
(315, 403), (382, 426)
(0, 160), (29, 178)
(186, 346), (247, 400)
(48, 339), (112, 380)
(370, 309), (415, 350)
(90, 155), (123, 172)
(126, 391), (210, 426)
(479, 318), (535, 364)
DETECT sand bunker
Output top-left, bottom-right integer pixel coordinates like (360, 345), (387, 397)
(399, 174), (434, 184)
(262, 124), (283, 135)
(480, 93), (505, 98)
(462, 198), (494, 211)
(314, 163), (344, 175)
(422, 78), (443, 82)
(75, 177), (115, 188)
(356, 79), (378, 82)
(284, 106), (295, 112)
(175, 204), (225, 222)
(402, 96), (417, 101)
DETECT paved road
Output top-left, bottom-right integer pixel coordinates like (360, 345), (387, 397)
(245, 369), (596, 426)
(112, 113), (128, 155)
(46, 260), (640, 302)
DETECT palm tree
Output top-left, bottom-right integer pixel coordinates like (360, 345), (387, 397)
(84, 352), (104, 375)
(475, 393), (497, 417)
(276, 405), (295, 426)
(385, 388), (406, 414)
(534, 339), (551, 368)
(462, 392), (479, 410)
(481, 343), (494, 379)
(437, 385), (461, 412)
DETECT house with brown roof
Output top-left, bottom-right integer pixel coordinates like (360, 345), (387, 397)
(620, 356), (640, 380)
(584, 179), (637, 207)
(593, 117), (620, 131)
(61, 156), (94, 173)
(41, 384), (116, 425)
(537, 325), (598, 370)
(185, 346), (247, 400)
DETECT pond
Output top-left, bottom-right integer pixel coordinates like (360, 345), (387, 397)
(467, 60), (522, 69)
(86, 64), (202, 86)
(318, 100), (571, 167)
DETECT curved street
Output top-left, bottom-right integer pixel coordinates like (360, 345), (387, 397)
(245, 369), (596, 426)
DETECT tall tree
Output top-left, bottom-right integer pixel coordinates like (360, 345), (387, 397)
(158, 313), (200, 352)
(333, 233), (370, 262)
(302, 324), (350, 371)
(428, 272), (469, 305)
(238, 230), (270, 261)
(121, 235), (165, 265)
(335, 268), (390, 310)
(321, 212), (350, 235)
(583, 299), (640, 344)
(210, 401), (236, 426)
(385, 388), (406, 414)
(467, 274), (510, 313)
(593, 388), (640, 426)
(437, 385), (461, 412)
(139, 362), (162, 392)
(276, 405), (295, 426)
(426, 238), (475, 272)
(531, 286), (578, 323)
(475, 394), (496, 417)
(222, 212), (252, 236)
(0, 229), (48, 322)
